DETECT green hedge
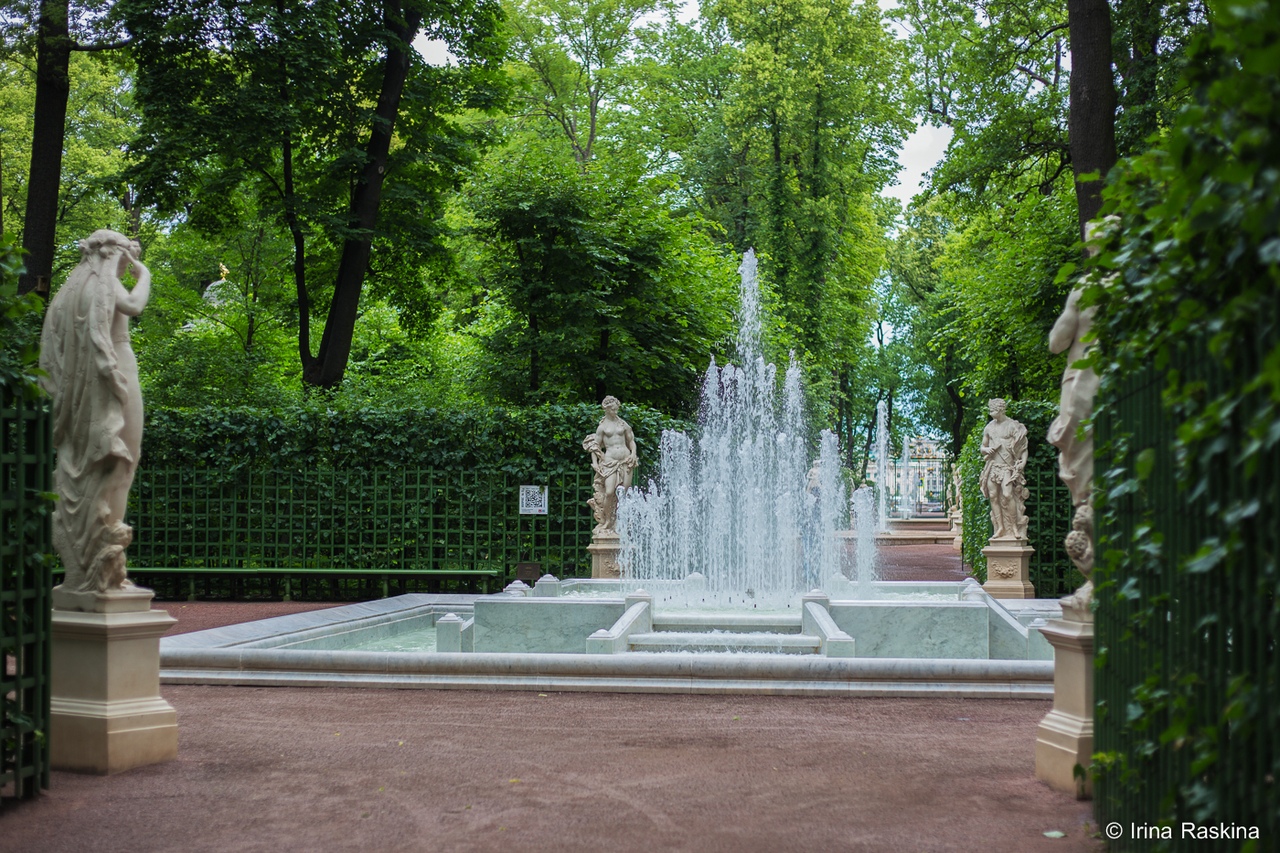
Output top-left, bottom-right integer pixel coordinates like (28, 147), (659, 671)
(142, 403), (690, 477)
(958, 399), (1075, 596)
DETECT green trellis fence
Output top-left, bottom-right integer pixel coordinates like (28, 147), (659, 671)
(1093, 332), (1279, 846)
(126, 468), (596, 599)
(0, 395), (52, 804)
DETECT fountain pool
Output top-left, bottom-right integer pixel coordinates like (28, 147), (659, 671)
(160, 579), (1060, 697)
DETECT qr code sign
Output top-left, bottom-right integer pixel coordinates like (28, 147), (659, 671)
(519, 485), (548, 515)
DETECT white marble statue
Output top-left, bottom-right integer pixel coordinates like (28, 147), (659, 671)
(1047, 289), (1099, 510)
(582, 395), (638, 534)
(39, 230), (151, 599)
(1048, 219), (1116, 612)
(979, 398), (1029, 541)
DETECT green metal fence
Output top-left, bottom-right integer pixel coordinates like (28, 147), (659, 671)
(1094, 335), (1279, 847)
(0, 395), (52, 803)
(126, 468), (595, 599)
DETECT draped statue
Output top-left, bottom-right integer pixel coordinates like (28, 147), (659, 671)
(979, 399), (1029, 541)
(583, 396), (638, 534)
(40, 230), (151, 602)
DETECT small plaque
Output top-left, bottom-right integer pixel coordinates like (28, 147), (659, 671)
(515, 562), (541, 583)
(519, 485), (549, 515)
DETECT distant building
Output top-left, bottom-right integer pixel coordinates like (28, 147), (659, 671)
(867, 437), (950, 516)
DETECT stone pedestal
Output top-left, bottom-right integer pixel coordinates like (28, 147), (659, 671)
(950, 512), (963, 553)
(50, 587), (179, 774)
(982, 539), (1035, 598)
(588, 532), (622, 579)
(1035, 610), (1094, 799)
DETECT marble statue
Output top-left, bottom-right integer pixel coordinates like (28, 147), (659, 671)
(1047, 218), (1115, 612)
(1047, 286), (1099, 509)
(979, 398), (1029, 541)
(1060, 504), (1095, 610)
(39, 230), (151, 599)
(583, 395), (638, 534)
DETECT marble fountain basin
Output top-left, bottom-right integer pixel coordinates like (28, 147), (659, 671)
(160, 578), (1060, 698)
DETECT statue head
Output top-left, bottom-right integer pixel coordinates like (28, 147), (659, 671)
(601, 395), (620, 414)
(1083, 215), (1120, 258)
(77, 229), (137, 277)
(988, 398), (1007, 418)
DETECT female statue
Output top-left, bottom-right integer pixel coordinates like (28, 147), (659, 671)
(582, 395), (638, 534)
(39, 230), (151, 597)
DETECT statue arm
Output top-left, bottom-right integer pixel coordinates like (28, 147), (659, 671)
(625, 425), (638, 464)
(1049, 289), (1081, 355)
(114, 259), (151, 317)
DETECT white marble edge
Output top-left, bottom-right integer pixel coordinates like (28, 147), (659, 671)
(161, 646), (1052, 681)
(161, 594), (480, 650)
(160, 668), (1053, 698)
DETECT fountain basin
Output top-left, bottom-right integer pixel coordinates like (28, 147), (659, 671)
(160, 581), (1061, 697)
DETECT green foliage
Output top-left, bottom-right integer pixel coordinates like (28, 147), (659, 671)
(894, 0), (1071, 200)
(703, 0), (909, 383)
(122, 0), (508, 384)
(1084, 0), (1280, 836)
(453, 139), (737, 413)
(0, 234), (42, 398)
(0, 52), (150, 279)
(931, 182), (1078, 406)
(142, 402), (689, 480)
(958, 400), (1074, 595)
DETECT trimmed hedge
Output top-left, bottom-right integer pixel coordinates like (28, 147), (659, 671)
(141, 403), (691, 478)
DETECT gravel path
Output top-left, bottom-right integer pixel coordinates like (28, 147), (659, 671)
(2, 545), (1102, 852)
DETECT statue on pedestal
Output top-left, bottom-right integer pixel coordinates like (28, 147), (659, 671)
(582, 395), (638, 535)
(979, 398), (1029, 541)
(39, 230), (151, 605)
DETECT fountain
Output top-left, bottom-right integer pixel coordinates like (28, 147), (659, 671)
(160, 252), (1063, 697)
(616, 250), (849, 605)
(876, 399), (890, 531)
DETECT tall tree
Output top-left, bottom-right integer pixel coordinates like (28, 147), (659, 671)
(3, 0), (128, 296)
(1065, 0), (1116, 236)
(505, 0), (670, 167)
(123, 0), (505, 388)
(460, 139), (735, 411)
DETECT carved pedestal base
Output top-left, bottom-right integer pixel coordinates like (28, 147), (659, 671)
(588, 532), (622, 579)
(50, 587), (178, 774)
(981, 539), (1035, 598)
(1035, 612), (1094, 799)
(951, 512), (963, 553)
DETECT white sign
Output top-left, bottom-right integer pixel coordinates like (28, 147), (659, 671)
(518, 485), (549, 515)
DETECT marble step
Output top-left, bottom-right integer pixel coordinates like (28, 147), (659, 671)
(653, 613), (802, 634)
(627, 631), (822, 655)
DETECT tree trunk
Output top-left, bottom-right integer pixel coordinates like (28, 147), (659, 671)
(19, 0), (72, 297)
(1066, 0), (1117, 238)
(860, 389), (882, 482)
(946, 381), (965, 458)
(595, 327), (610, 403)
(304, 2), (422, 388)
(529, 312), (540, 394)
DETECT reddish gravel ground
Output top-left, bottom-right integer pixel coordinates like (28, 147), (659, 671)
(1, 545), (1103, 852)
(155, 600), (344, 635)
(876, 543), (973, 583)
